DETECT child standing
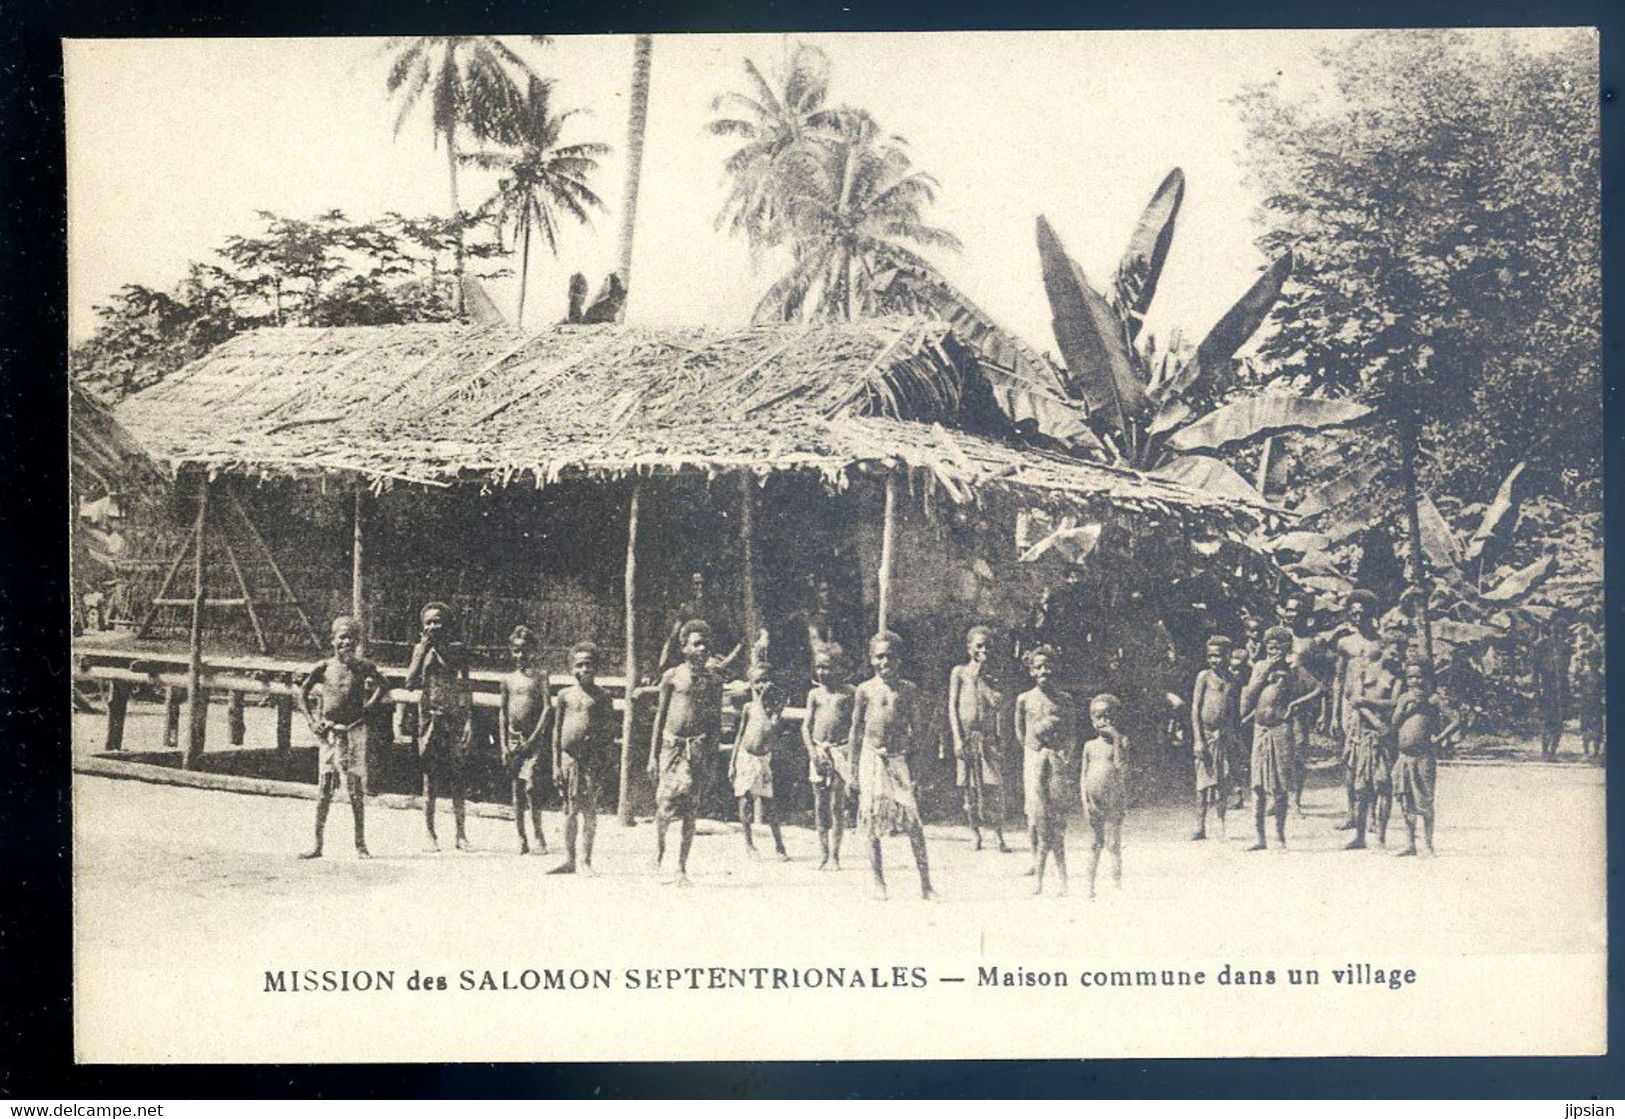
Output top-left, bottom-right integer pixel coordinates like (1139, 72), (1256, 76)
(730, 663), (790, 860)
(647, 619), (723, 886)
(1189, 635), (1239, 841)
(298, 616), (386, 859)
(1240, 626), (1322, 852)
(547, 641), (615, 875)
(405, 602), (473, 852)
(499, 625), (549, 856)
(802, 643), (855, 870)
(1080, 694), (1128, 899)
(849, 631), (937, 901)
(1392, 659), (1459, 857)
(945, 626), (1010, 853)
(1014, 645), (1078, 896)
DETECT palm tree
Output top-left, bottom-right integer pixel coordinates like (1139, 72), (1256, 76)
(614, 34), (654, 323)
(464, 77), (609, 328)
(706, 41), (841, 252)
(382, 36), (549, 313)
(753, 113), (962, 323)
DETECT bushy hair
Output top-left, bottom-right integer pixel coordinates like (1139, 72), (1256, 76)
(1022, 644), (1058, 671)
(679, 619), (713, 645)
(570, 640), (601, 662)
(869, 630), (903, 656)
(509, 624), (538, 650)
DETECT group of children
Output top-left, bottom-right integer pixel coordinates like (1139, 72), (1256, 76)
(297, 604), (614, 875)
(294, 594), (1454, 899)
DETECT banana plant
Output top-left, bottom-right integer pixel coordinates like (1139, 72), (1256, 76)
(883, 169), (1371, 503)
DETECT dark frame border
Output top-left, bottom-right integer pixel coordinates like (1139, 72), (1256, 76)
(3, 0), (1620, 1098)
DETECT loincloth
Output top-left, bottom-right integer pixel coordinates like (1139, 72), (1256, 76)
(856, 747), (921, 838)
(314, 722), (367, 785)
(657, 732), (713, 808)
(418, 710), (471, 778)
(808, 740), (852, 788)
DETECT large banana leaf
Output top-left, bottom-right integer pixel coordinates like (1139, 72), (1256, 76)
(1481, 554), (1557, 603)
(1416, 494), (1465, 572)
(1151, 453), (1266, 504)
(1294, 457), (1391, 519)
(1112, 168), (1184, 340)
(1036, 216), (1149, 434)
(1266, 530), (1333, 555)
(1464, 461), (1526, 565)
(1156, 253), (1293, 403)
(1166, 394), (1372, 454)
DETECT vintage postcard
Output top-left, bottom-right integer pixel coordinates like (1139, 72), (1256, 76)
(66, 29), (1603, 1063)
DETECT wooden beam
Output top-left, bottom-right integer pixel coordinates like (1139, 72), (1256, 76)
(219, 532), (269, 654)
(163, 686), (183, 749)
(617, 480), (643, 825)
(352, 485), (366, 648)
(135, 520), (201, 638)
(183, 477), (210, 768)
(740, 472), (758, 653)
(877, 469), (900, 635)
(275, 695), (294, 751)
(226, 489), (323, 650)
(103, 680), (131, 752)
(227, 690), (246, 746)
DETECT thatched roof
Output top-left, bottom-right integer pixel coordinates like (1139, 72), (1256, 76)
(71, 380), (164, 498)
(117, 319), (1266, 530)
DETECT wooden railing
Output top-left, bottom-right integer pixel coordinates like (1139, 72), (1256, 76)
(72, 641), (802, 757)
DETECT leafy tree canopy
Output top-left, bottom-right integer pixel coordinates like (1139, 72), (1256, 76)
(1234, 29), (1600, 508)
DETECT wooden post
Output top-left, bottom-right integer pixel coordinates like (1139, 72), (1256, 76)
(877, 469), (899, 634)
(617, 480), (643, 825)
(740, 473), (758, 650)
(1398, 412), (1437, 667)
(183, 477), (210, 768)
(227, 690), (246, 746)
(163, 686), (183, 749)
(103, 680), (131, 752)
(274, 694), (294, 752)
(352, 485), (367, 648)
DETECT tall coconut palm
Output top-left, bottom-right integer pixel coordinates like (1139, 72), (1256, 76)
(614, 34), (654, 324)
(706, 41), (842, 252)
(753, 113), (961, 323)
(464, 77), (609, 328)
(382, 36), (549, 314)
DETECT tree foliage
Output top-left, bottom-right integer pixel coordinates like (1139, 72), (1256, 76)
(1234, 29), (1600, 507)
(71, 210), (506, 399)
(707, 43), (961, 322)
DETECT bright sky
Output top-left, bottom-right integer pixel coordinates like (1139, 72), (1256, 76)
(65, 31), (1361, 350)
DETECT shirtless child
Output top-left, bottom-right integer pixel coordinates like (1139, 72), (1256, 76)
(1392, 658), (1459, 857)
(945, 626), (1010, 853)
(849, 632), (938, 901)
(499, 625), (549, 855)
(1239, 626), (1323, 852)
(1080, 694), (1129, 899)
(405, 602), (473, 851)
(730, 663), (790, 860)
(1189, 635), (1239, 841)
(1014, 645), (1079, 896)
(298, 616), (386, 859)
(802, 643), (855, 870)
(647, 620), (723, 886)
(546, 641), (615, 874)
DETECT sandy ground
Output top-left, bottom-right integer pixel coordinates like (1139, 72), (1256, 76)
(70, 702), (1607, 1062)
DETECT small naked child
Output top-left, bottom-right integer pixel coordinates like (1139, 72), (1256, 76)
(802, 643), (855, 870)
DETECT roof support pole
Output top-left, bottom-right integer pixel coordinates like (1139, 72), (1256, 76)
(740, 472), (758, 659)
(877, 468), (899, 635)
(617, 479), (643, 825)
(352, 485), (367, 652)
(182, 475), (210, 769)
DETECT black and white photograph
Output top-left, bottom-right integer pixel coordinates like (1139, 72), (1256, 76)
(63, 28), (1604, 1063)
